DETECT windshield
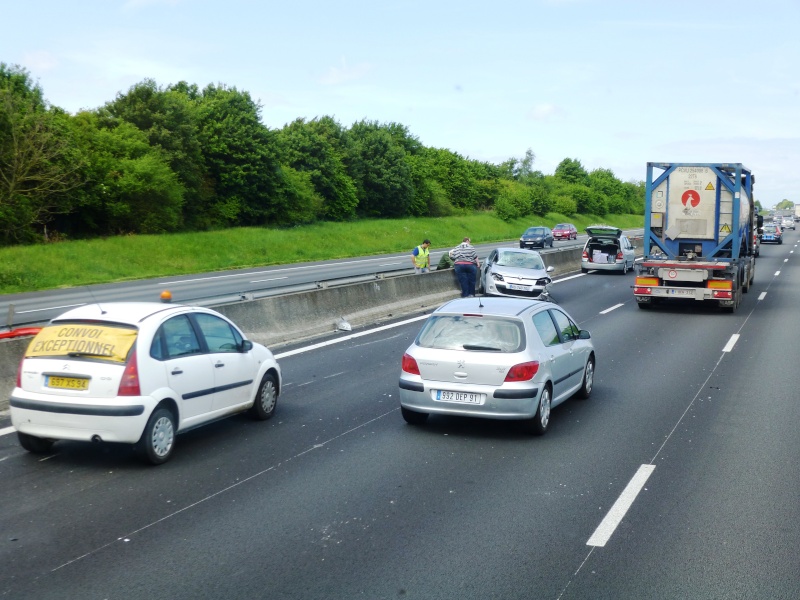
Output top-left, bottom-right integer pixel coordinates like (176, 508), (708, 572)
(416, 315), (525, 352)
(496, 252), (545, 270)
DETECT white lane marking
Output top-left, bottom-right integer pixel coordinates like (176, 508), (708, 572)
(722, 334), (740, 353)
(784, 259), (789, 263)
(775, 271), (781, 276)
(249, 276), (288, 283)
(15, 303), (85, 315)
(0, 426), (15, 436)
(599, 303), (623, 315)
(275, 314), (430, 359)
(380, 262), (402, 267)
(555, 273), (587, 282)
(586, 464), (655, 547)
(758, 292), (767, 300)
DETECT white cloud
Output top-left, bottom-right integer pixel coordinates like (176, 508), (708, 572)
(319, 58), (373, 86)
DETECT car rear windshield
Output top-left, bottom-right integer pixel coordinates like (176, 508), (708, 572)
(416, 315), (525, 352)
(26, 322), (138, 363)
(526, 228), (546, 235)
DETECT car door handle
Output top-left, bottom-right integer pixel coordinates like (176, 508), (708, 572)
(215, 362), (225, 368)
(171, 369), (183, 375)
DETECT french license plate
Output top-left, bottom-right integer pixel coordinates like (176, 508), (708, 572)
(764, 236), (774, 240)
(434, 390), (484, 404)
(508, 283), (532, 291)
(46, 376), (89, 390)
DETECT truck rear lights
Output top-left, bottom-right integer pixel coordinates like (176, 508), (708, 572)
(712, 290), (733, 299)
(633, 286), (652, 295)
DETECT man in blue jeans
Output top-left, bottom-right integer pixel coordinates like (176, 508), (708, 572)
(450, 237), (480, 297)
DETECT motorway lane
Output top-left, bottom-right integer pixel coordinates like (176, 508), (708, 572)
(0, 236), (797, 598)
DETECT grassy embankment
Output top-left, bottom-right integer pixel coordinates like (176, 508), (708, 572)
(0, 213), (643, 295)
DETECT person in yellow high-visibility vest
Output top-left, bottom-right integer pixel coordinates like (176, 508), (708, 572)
(411, 239), (431, 274)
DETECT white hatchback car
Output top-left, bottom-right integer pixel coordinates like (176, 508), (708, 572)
(10, 303), (281, 464)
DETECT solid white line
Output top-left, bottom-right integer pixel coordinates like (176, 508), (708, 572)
(15, 303), (85, 315)
(586, 464), (655, 547)
(249, 276), (288, 283)
(758, 292), (767, 300)
(0, 426), (15, 437)
(722, 334), (740, 353)
(784, 259), (789, 263)
(599, 303), (624, 315)
(274, 314), (430, 359)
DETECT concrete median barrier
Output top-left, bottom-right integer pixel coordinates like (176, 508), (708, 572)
(1, 247), (586, 414)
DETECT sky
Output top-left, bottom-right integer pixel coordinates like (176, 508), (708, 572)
(3, 0), (799, 207)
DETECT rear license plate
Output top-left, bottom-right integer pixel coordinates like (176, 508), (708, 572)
(508, 283), (532, 291)
(764, 235), (774, 240)
(46, 376), (89, 390)
(433, 390), (485, 404)
(667, 289), (693, 296)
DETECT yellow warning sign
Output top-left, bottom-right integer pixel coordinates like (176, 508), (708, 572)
(705, 182), (715, 190)
(720, 223), (731, 233)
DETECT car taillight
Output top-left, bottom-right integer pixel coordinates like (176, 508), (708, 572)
(118, 349), (141, 396)
(505, 361), (539, 382)
(616, 251), (624, 259)
(582, 250), (588, 259)
(16, 356), (24, 388)
(402, 353), (420, 375)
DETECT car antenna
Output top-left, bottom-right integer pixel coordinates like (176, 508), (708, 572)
(88, 288), (106, 315)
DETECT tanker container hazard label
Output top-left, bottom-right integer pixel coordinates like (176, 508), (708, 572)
(667, 167), (716, 239)
(26, 325), (137, 362)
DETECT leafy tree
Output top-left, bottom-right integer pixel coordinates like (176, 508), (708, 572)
(494, 179), (531, 221)
(276, 116), (357, 221)
(0, 64), (83, 245)
(195, 84), (288, 226)
(103, 79), (209, 229)
(554, 157), (589, 185)
(62, 111), (184, 235)
(344, 120), (414, 218)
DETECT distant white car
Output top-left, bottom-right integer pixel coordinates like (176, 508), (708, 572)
(782, 217), (795, 230)
(10, 303), (281, 464)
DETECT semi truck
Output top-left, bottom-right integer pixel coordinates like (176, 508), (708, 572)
(633, 162), (762, 313)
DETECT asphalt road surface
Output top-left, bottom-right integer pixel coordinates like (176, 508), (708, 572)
(0, 229), (797, 599)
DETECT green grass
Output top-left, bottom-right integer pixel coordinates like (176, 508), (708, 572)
(0, 213), (644, 294)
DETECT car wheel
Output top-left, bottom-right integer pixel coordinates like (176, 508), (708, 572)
(576, 356), (595, 399)
(17, 432), (54, 454)
(621, 261), (628, 275)
(527, 386), (551, 435)
(581, 267), (588, 274)
(251, 372), (278, 420)
(549, 239), (554, 248)
(137, 407), (176, 465)
(401, 406), (428, 425)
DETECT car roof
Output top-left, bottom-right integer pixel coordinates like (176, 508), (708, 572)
(49, 302), (202, 326)
(434, 296), (554, 318)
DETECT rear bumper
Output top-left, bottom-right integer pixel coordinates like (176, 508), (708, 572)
(398, 379), (541, 420)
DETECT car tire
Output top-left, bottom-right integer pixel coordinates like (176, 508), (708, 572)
(17, 431), (54, 454)
(250, 372), (278, 420)
(576, 356), (595, 400)
(620, 261), (628, 275)
(401, 406), (428, 425)
(581, 267), (588, 274)
(549, 239), (554, 248)
(526, 386), (551, 435)
(137, 407), (176, 465)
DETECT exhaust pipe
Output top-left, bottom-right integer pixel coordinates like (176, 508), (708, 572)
(91, 435), (102, 443)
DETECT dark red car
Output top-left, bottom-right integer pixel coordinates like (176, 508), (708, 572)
(552, 223), (578, 241)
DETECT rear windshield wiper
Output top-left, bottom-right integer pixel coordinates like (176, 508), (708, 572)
(462, 344), (502, 351)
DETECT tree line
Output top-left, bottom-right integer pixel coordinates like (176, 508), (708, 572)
(0, 63), (645, 247)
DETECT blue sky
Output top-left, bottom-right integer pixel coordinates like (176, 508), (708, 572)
(3, 0), (799, 207)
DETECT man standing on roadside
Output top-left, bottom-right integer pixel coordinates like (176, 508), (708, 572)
(451, 237), (480, 297)
(411, 239), (431, 274)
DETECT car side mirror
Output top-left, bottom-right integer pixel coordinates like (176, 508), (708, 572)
(546, 266), (555, 273)
(578, 330), (591, 340)
(240, 339), (253, 352)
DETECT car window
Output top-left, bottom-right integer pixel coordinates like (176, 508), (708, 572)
(550, 309), (580, 342)
(193, 313), (242, 353)
(160, 315), (203, 359)
(532, 311), (560, 347)
(416, 315), (525, 352)
(527, 228), (545, 235)
(496, 252), (544, 269)
(27, 322), (137, 363)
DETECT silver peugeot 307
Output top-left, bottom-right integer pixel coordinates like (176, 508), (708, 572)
(398, 297), (595, 434)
